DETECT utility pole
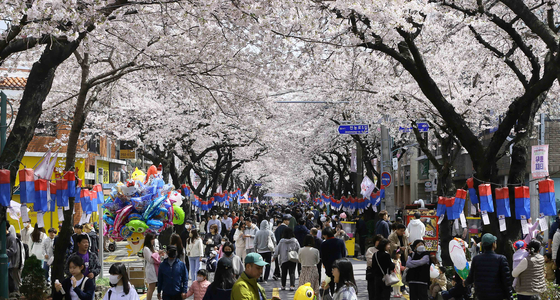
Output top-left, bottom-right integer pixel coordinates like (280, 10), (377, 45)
(0, 91), (9, 299)
(354, 142), (363, 197)
(381, 125), (396, 218)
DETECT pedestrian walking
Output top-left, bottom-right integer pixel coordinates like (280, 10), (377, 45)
(320, 258), (358, 300)
(254, 220), (276, 283)
(465, 233), (513, 300)
(234, 222), (247, 261)
(54, 255), (96, 300)
(170, 233), (186, 263)
(406, 240), (430, 300)
(320, 227), (347, 295)
(231, 253), (280, 300)
(102, 262), (140, 300)
(21, 221), (34, 247)
(204, 224), (221, 257)
(157, 245), (189, 300)
(222, 212), (233, 237)
(298, 234), (321, 295)
(206, 214), (222, 235)
(30, 224), (47, 265)
(375, 211), (390, 239)
(143, 232), (163, 300)
(406, 213), (425, 243)
(186, 269), (210, 300)
(273, 215), (290, 280)
(6, 221), (22, 294)
(371, 239), (395, 300)
(310, 228), (323, 283)
(512, 240), (547, 300)
(244, 218), (258, 255)
(220, 242), (244, 277)
(42, 228), (56, 281)
(203, 257), (235, 300)
(186, 229), (204, 281)
(274, 227), (301, 291)
(65, 234), (101, 279)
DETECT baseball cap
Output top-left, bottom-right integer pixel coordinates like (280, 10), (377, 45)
(245, 253), (269, 266)
(481, 233), (497, 246)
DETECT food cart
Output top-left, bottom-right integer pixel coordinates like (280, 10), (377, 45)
(405, 204), (439, 251)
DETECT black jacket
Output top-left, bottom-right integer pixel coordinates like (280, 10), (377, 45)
(274, 224), (288, 243)
(53, 276), (95, 300)
(406, 251), (430, 284)
(375, 220), (390, 238)
(465, 251), (513, 300)
(371, 250), (395, 278)
(320, 237), (347, 271)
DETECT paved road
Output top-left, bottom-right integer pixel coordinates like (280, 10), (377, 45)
(102, 241), (408, 300)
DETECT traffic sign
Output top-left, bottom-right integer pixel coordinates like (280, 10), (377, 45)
(338, 124), (369, 135)
(381, 172), (392, 187)
(417, 122), (430, 132)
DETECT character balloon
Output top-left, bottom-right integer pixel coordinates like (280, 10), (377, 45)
(449, 238), (470, 280)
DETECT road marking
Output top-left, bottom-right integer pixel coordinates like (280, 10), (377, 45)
(139, 294), (146, 300)
(104, 255), (141, 263)
(105, 255), (117, 263)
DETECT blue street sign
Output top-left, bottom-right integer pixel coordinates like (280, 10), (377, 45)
(381, 172), (392, 187)
(417, 122), (430, 132)
(338, 124), (369, 135)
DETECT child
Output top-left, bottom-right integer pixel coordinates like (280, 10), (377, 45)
(512, 240), (528, 287)
(544, 253), (557, 282)
(442, 274), (465, 300)
(102, 263), (140, 300)
(391, 249), (404, 298)
(429, 266), (447, 300)
(204, 250), (218, 281)
(186, 269), (210, 300)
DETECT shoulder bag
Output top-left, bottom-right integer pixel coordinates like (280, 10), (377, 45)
(375, 252), (399, 286)
(288, 244), (299, 262)
(267, 232), (275, 252)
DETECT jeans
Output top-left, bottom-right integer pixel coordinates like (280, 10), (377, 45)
(281, 261), (297, 287)
(43, 261), (50, 282)
(260, 252), (272, 281)
(409, 283), (429, 300)
(189, 257), (200, 282)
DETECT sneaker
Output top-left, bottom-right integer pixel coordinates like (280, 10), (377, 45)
(262, 281), (268, 284)
(290, 287), (295, 291)
(273, 275), (279, 280)
(403, 290), (409, 295)
(281, 287), (286, 291)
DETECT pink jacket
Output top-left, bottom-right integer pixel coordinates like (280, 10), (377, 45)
(186, 280), (210, 300)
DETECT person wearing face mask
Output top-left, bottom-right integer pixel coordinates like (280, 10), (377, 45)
(102, 263), (139, 300)
(220, 241), (244, 277)
(217, 237), (229, 259)
(186, 229), (204, 282)
(157, 245), (189, 300)
(406, 240), (431, 300)
(185, 269), (210, 300)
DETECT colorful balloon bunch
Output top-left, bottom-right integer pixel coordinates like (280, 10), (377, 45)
(102, 166), (185, 241)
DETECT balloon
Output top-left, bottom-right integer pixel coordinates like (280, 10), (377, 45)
(131, 168), (146, 182)
(128, 213), (143, 221)
(113, 205), (134, 234)
(144, 165), (158, 184)
(102, 200), (121, 215)
(147, 219), (164, 231)
(169, 190), (182, 206)
(430, 264), (439, 278)
(173, 204), (185, 225)
(294, 283), (315, 300)
(449, 238), (470, 280)
(127, 220), (149, 234)
(103, 215), (115, 226)
(155, 207), (168, 220)
(119, 225), (133, 239)
(131, 194), (152, 213)
(126, 232), (145, 256)
(340, 212), (347, 219)
(143, 195), (166, 220)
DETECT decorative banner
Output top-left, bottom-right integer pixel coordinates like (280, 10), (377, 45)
(360, 176), (375, 199)
(499, 215), (507, 232)
(56, 179), (69, 207)
(445, 197), (456, 220)
(478, 184), (494, 213)
(0, 169), (10, 207)
(93, 184), (104, 205)
(34, 179), (48, 212)
(75, 178), (82, 203)
(466, 178), (478, 205)
(37, 212), (45, 228)
(7, 200), (21, 220)
(514, 186), (530, 220)
(49, 182), (57, 211)
(531, 145), (549, 179)
(495, 187), (511, 218)
(64, 171), (76, 198)
(436, 196), (446, 219)
(453, 189), (467, 220)
(539, 179), (556, 216)
(19, 169), (35, 204)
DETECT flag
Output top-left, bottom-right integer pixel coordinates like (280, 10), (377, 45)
(495, 187), (511, 218)
(49, 182), (57, 212)
(437, 196), (446, 217)
(64, 171), (76, 198)
(19, 169), (34, 204)
(34, 179), (48, 212)
(539, 179), (556, 216)
(182, 184), (191, 198)
(75, 178), (82, 203)
(360, 176), (375, 199)
(514, 186), (530, 220)
(34, 150), (51, 180)
(93, 184), (104, 205)
(466, 178), (478, 205)
(445, 197), (457, 220)
(81, 189), (92, 213)
(0, 169), (10, 207)
(478, 184), (494, 213)
(453, 189), (467, 219)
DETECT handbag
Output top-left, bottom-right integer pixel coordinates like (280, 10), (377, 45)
(267, 233), (275, 252)
(375, 252), (399, 286)
(288, 250), (299, 262)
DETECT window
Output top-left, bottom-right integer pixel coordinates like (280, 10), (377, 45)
(87, 137), (100, 154)
(35, 122), (57, 136)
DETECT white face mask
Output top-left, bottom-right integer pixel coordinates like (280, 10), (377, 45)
(109, 274), (121, 285)
(417, 246), (426, 252)
(197, 276), (204, 282)
(221, 241), (225, 245)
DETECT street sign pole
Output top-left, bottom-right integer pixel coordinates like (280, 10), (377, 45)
(0, 91), (9, 299)
(381, 125), (395, 218)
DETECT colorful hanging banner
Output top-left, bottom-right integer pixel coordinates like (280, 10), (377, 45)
(64, 171), (76, 198)
(453, 189), (467, 220)
(478, 184), (494, 213)
(56, 179), (69, 207)
(495, 187), (511, 218)
(34, 179), (48, 212)
(19, 169), (34, 204)
(437, 196), (446, 217)
(539, 179), (556, 216)
(514, 186), (530, 220)
(445, 197), (457, 220)
(531, 145), (549, 179)
(466, 178), (478, 205)
(0, 169), (10, 207)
